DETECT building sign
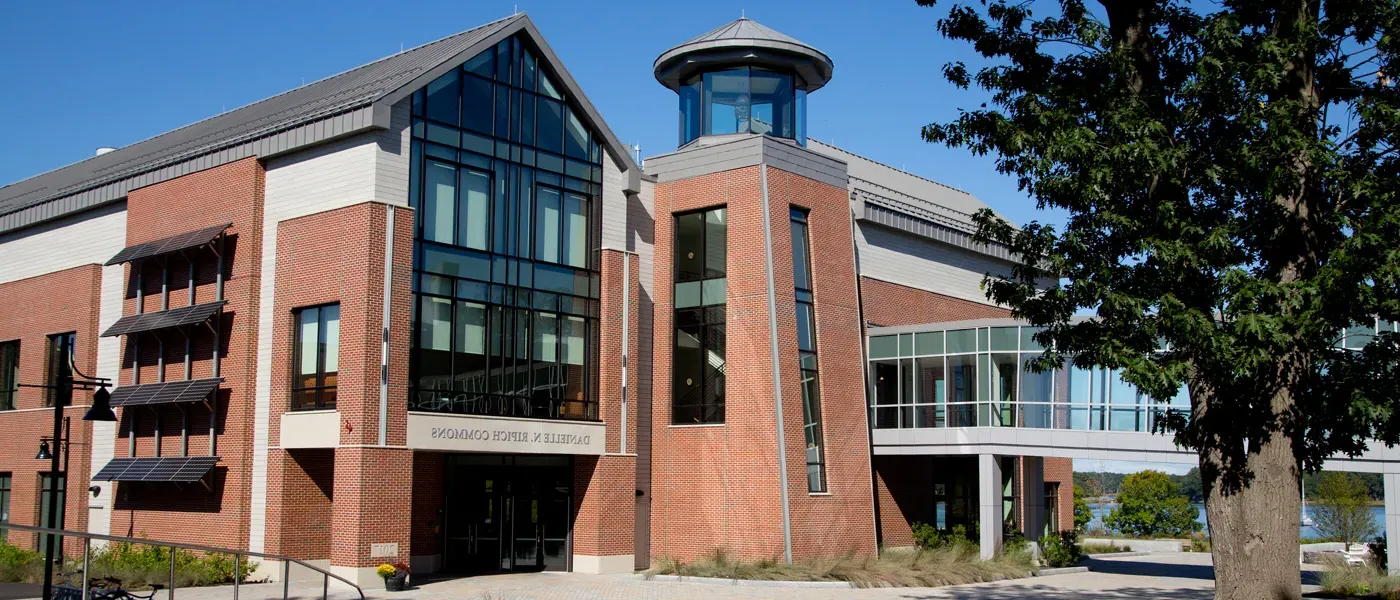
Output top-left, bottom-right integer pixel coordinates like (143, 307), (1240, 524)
(407, 412), (606, 455)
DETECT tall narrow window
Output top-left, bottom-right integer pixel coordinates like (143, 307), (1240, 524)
(292, 305), (340, 411)
(673, 207), (727, 424)
(791, 208), (826, 492)
(37, 473), (64, 555)
(0, 473), (9, 543)
(45, 333), (75, 407)
(0, 341), (16, 411)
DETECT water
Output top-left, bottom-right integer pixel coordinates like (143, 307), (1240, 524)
(1086, 502), (1385, 539)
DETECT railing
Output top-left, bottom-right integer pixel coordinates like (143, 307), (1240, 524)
(871, 401), (1190, 432)
(0, 522), (364, 600)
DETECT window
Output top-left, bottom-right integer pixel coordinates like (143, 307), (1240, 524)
(791, 209), (826, 492)
(292, 305), (340, 411)
(45, 333), (75, 407)
(674, 208), (727, 309)
(0, 473), (9, 543)
(0, 341), (16, 411)
(1044, 482), (1061, 537)
(36, 473), (64, 556)
(673, 207), (728, 424)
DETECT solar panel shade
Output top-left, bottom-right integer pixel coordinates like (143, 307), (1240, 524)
(91, 456), (219, 482)
(101, 300), (226, 337)
(105, 223), (231, 265)
(109, 377), (223, 407)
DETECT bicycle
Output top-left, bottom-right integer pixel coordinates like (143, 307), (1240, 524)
(50, 573), (164, 600)
(50, 571), (110, 600)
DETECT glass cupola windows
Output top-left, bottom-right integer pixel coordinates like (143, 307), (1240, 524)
(656, 18), (833, 148)
(678, 68), (805, 146)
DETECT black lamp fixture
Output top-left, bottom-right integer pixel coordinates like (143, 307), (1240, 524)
(83, 386), (116, 422)
(34, 440), (53, 461)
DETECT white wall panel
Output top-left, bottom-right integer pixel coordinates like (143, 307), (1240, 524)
(0, 204), (126, 285)
(601, 158), (628, 251)
(855, 222), (1007, 308)
(374, 100), (413, 208)
(87, 261), (126, 537)
(249, 132), (385, 552)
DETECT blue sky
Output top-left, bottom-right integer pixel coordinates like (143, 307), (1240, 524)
(0, 0), (1064, 229)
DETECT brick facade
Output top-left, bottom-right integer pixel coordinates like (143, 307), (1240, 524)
(111, 157), (265, 549)
(649, 164), (875, 565)
(0, 265), (102, 553)
(859, 276), (1010, 327)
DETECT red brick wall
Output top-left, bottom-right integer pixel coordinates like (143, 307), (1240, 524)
(650, 164), (876, 565)
(1044, 457), (1075, 532)
(767, 168), (876, 561)
(111, 157), (265, 549)
(0, 265), (102, 552)
(263, 449), (333, 560)
(872, 456), (935, 548)
(263, 201), (416, 568)
(570, 249), (640, 559)
(859, 277), (1009, 327)
(410, 452), (444, 558)
(651, 165), (786, 562)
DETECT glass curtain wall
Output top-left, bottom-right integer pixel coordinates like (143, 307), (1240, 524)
(672, 207), (727, 424)
(791, 209), (826, 492)
(409, 34), (603, 422)
(867, 326), (1191, 430)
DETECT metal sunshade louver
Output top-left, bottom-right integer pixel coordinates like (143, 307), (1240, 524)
(109, 377), (223, 407)
(104, 223), (232, 266)
(91, 456), (220, 483)
(100, 300), (226, 337)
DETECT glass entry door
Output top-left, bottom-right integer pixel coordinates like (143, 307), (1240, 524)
(443, 455), (571, 573)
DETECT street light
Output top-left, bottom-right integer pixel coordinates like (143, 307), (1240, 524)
(16, 350), (112, 600)
(34, 440), (53, 461)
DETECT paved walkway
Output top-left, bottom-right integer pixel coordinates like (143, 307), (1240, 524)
(12, 553), (1326, 600)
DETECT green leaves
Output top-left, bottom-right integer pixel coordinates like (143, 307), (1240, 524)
(919, 0), (1400, 479)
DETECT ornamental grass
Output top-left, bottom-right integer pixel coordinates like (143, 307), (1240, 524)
(647, 545), (1036, 588)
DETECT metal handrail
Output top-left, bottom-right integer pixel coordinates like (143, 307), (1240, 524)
(0, 522), (365, 600)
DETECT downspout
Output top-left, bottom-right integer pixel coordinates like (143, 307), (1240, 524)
(760, 165), (794, 564)
(379, 206), (395, 446)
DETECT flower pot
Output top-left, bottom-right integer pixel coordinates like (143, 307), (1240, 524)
(385, 574), (408, 591)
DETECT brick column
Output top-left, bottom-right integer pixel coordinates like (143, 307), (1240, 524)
(571, 249), (639, 573)
(330, 446), (413, 586)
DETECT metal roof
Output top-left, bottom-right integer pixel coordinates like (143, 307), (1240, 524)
(0, 13), (641, 234)
(653, 17), (834, 92)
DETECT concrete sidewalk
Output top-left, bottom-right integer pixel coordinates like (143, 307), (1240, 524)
(11, 553), (1325, 600)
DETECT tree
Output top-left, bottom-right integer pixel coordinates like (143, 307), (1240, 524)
(1312, 472), (1379, 548)
(1073, 484), (1093, 532)
(1103, 470), (1203, 538)
(916, 0), (1400, 597)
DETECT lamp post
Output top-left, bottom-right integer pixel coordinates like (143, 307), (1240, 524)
(16, 351), (114, 600)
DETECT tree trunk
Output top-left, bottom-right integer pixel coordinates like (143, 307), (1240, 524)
(1201, 390), (1302, 600)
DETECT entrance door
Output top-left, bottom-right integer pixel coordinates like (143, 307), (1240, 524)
(443, 455), (571, 573)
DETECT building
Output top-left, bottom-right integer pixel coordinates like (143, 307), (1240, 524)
(6, 12), (1399, 586)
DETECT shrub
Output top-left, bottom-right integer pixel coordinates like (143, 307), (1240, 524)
(1189, 532), (1211, 553)
(0, 542), (43, 583)
(82, 540), (259, 589)
(1103, 470), (1202, 538)
(911, 523), (973, 552)
(1039, 531), (1083, 568)
(1369, 536), (1388, 571)
(1082, 542), (1131, 554)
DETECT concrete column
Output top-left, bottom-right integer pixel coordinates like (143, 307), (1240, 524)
(1022, 456), (1045, 542)
(979, 454), (1003, 559)
(1386, 473), (1400, 574)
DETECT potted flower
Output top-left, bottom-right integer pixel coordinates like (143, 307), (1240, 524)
(376, 563), (410, 591)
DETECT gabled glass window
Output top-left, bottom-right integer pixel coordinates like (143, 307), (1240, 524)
(408, 33), (604, 422)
